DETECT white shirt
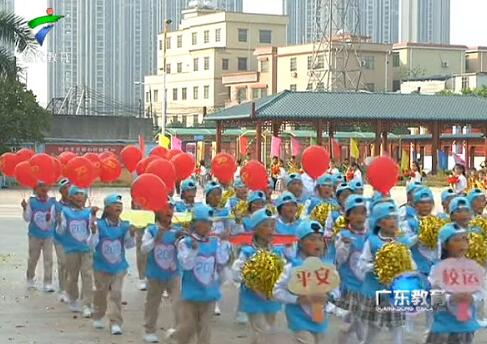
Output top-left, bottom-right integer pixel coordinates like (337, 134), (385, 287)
(409, 171), (422, 184)
(327, 167), (340, 175)
(351, 169), (363, 184)
(454, 174), (467, 194)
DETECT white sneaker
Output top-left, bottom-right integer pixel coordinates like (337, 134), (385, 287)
(213, 303), (221, 316)
(111, 324), (122, 335)
(93, 319), (104, 329)
(58, 291), (69, 303)
(26, 279), (35, 289)
(138, 279), (147, 291)
(43, 284), (55, 293)
(165, 328), (176, 339)
(235, 311), (248, 325)
(82, 305), (92, 318)
(162, 290), (169, 298)
(144, 333), (159, 343)
(68, 301), (81, 313)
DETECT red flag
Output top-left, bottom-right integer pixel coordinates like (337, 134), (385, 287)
(226, 233), (297, 246)
(332, 138), (341, 159)
(239, 136), (248, 156)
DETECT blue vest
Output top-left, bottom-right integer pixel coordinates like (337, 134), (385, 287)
(62, 207), (92, 254)
(175, 201), (193, 213)
(360, 234), (390, 298)
(228, 197), (241, 210)
(338, 229), (367, 293)
(239, 246), (282, 314)
(285, 256), (330, 334)
(437, 212), (449, 221)
(180, 236), (221, 302)
(210, 207), (231, 234)
(27, 197), (56, 239)
(276, 218), (301, 235)
(242, 216), (253, 232)
(307, 197), (338, 215)
(145, 225), (180, 281)
(325, 210), (343, 262)
(410, 216), (435, 275)
(53, 200), (69, 243)
(93, 219), (130, 274)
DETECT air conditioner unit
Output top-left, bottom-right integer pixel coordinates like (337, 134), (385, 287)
(291, 71), (297, 78)
(441, 61), (449, 68)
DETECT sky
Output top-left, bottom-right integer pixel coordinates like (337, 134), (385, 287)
(13, 0), (487, 106)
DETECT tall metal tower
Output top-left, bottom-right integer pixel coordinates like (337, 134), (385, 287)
(307, 0), (365, 91)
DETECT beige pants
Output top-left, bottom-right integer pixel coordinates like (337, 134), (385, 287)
(294, 331), (326, 344)
(248, 313), (277, 344)
(93, 271), (126, 326)
(135, 231), (147, 279)
(27, 236), (53, 284)
(54, 242), (66, 291)
(175, 300), (215, 344)
(65, 252), (93, 306)
(144, 278), (180, 334)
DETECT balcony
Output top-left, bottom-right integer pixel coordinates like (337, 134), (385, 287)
(222, 71), (259, 85)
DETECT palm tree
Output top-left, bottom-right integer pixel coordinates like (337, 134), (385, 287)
(0, 10), (35, 78)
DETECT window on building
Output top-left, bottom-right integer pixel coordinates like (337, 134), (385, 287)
(290, 57), (297, 71)
(392, 80), (401, 92)
(204, 30), (209, 44)
(290, 84), (297, 91)
(172, 88), (178, 101)
(259, 30), (272, 44)
(204, 85), (210, 99)
(215, 28), (221, 42)
(362, 56), (375, 70)
(193, 86), (199, 99)
(238, 28), (248, 42)
(159, 40), (163, 50)
(165, 37), (171, 49)
(222, 58), (229, 70)
(166, 63), (171, 74)
(316, 82), (325, 91)
(182, 87), (187, 100)
(192, 32), (197, 45)
(252, 88), (259, 99)
(260, 60), (269, 72)
(316, 55), (324, 69)
(306, 83), (313, 90)
(261, 88), (267, 97)
(392, 52), (400, 67)
(462, 76), (469, 90)
(204, 56), (210, 70)
(153, 89), (159, 102)
(307, 56), (313, 69)
(226, 86), (231, 100)
(193, 58), (199, 71)
(238, 57), (248, 71)
(238, 88), (247, 103)
(193, 114), (199, 124)
(177, 35), (182, 48)
(181, 116), (187, 126)
(177, 62), (182, 73)
(146, 91), (150, 102)
(366, 83), (375, 91)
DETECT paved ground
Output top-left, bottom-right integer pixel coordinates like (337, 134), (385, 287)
(0, 187), (485, 344)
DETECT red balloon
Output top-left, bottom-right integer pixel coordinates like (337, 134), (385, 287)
(84, 153), (102, 177)
(167, 149), (183, 160)
(0, 152), (18, 177)
(14, 161), (38, 188)
(367, 156), (399, 194)
(171, 153), (195, 182)
(150, 146), (168, 159)
(211, 153), (237, 184)
(301, 145), (331, 180)
(16, 148), (35, 163)
(58, 151), (76, 165)
(29, 153), (56, 185)
(52, 157), (63, 182)
(240, 160), (268, 191)
(136, 156), (161, 176)
(145, 158), (176, 192)
(121, 145), (143, 173)
(64, 157), (96, 188)
(131, 174), (168, 211)
(99, 157), (122, 183)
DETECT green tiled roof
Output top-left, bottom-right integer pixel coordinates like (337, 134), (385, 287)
(205, 90), (487, 122)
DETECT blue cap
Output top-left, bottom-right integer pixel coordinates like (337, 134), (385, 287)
(233, 177), (245, 189)
(333, 174), (345, 185)
(191, 204), (214, 222)
(449, 196), (472, 215)
(247, 191), (266, 204)
(58, 178), (71, 191)
(68, 186), (87, 197)
(275, 191), (297, 208)
(351, 180), (364, 192)
(406, 181), (423, 194)
(104, 194), (123, 207)
(371, 201), (398, 231)
(250, 208), (274, 229)
(296, 220), (323, 240)
(441, 188), (456, 203)
(439, 223), (466, 245)
(316, 175), (334, 187)
(345, 194), (367, 214)
(336, 182), (353, 198)
(413, 187), (434, 204)
(286, 173), (303, 187)
(181, 179), (197, 193)
(204, 181), (222, 196)
(467, 188), (485, 205)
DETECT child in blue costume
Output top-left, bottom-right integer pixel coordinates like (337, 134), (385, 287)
(241, 191), (267, 232)
(351, 180), (364, 195)
(226, 177), (248, 210)
(57, 186), (97, 317)
(425, 224), (483, 344)
(175, 179), (198, 213)
(54, 178), (71, 301)
(275, 192), (301, 235)
(21, 182), (56, 291)
(90, 194), (135, 335)
(332, 173), (345, 192)
(399, 181), (423, 225)
(286, 173), (306, 205)
(358, 201), (414, 344)
(335, 195), (368, 344)
(437, 188), (456, 221)
(233, 208), (293, 344)
(274, 219), (335, 344)
(142, 198), (182, 343)
(467, 188), (487, 226)
(448, 197), (474, 232)
(175, 204), (231, 344)
(306, 175), (339, 215)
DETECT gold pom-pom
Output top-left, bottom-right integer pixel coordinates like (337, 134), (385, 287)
(266, 205), (277, 215)
(417, 216), (447, 249)
(310, 203), (337, 226)
(232, 200), (249, 224)
(466, 232), (487, 266)
(374, 242), (414, 285)
(219, 187), (236, 208)
(470, 216), (487, 238)
(242, 250), (284, 299)
(332, 216), (348, 237)
(296, 204), (305, 219)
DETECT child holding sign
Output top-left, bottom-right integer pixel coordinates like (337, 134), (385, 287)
(89, 194), (135, 334)
(426, 224), (484, 344)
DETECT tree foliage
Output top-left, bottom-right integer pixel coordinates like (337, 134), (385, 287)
(437, 86), (487, 97)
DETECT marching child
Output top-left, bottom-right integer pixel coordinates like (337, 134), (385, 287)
(467, 188), (486, 218)
(399, 181), (423, 224)
(142, 199), (181, 343)
(21, 182), (56, 291)
(437, 188), (456, 221)
(306, 175), (338, 215)
(286, 173), (306, 204)
(448, 197), (473, 231)
(273, 220), (333, 344)
(90, 194), (135, 335)
(54, 178), (71, 301)
(425, 224), (483, 344)
(275, 192), (302, 235)
(175, 179), (198, 213)
(57, 186), (96, 317)
(226, 177), (248, 210)
(351, 180), (364, 196)
(241, 191), (267, 232)
(175, 204), (231, 344)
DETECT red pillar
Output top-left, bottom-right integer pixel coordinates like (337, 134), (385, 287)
(256, 121), (262, 162)
(328, 122), (335, 159)
(374, 120), (382, 156)
(216, 121), (222, 153)
(431, 121), (440, 175)
(316, 121), (323, 146)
